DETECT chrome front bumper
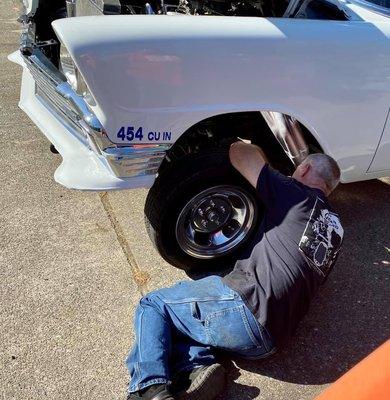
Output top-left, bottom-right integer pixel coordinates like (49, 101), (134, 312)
(18, 47), (171, 182)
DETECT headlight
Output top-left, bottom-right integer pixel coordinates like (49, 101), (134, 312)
(59, 45), (89, 98)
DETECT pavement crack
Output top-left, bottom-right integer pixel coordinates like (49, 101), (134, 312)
(99, 192), (150, 295)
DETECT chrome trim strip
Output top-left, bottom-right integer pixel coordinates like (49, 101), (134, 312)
(102, 145), (171, 177)
(348, 0), (390, 16)
(22, 48), (171, 178)
(56, 82), (103, 134)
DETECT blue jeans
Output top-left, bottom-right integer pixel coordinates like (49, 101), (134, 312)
(126, 276), (275, 393)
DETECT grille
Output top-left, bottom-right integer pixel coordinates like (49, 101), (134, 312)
(23, 51), (171, 178)
(25, 54), (88, 141)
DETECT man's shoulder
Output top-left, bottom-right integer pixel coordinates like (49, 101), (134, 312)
(259, 165), (303, 196)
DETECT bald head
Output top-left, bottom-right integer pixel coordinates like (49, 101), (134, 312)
(293, 153), (341, 195)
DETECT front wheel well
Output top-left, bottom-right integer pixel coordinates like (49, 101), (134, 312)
(161, 111), (323, 175)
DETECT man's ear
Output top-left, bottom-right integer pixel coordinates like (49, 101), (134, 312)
(300, 162), (311, 177)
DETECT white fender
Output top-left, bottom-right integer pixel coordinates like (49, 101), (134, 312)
(51, 15), (390, 182)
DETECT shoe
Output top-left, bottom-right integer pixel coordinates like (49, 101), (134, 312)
(171, 364), (226, 400)
(127, 384), (175, 400)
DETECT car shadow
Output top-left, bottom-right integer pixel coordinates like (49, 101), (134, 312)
(190, 179), (390, 397)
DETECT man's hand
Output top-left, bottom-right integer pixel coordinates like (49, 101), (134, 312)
(229, 141), (267, 188)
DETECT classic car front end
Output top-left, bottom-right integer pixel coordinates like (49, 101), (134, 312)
(10, 3), (172, 190)
(9, 0), (390, 270)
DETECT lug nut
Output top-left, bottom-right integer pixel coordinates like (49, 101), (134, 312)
(207, 211), (216, 221)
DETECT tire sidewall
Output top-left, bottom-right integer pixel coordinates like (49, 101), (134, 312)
(147, 150), (262, 271)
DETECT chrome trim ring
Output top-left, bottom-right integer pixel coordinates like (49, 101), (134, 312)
(175, 185), (256, 259)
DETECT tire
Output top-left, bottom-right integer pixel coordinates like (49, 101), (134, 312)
(144, 148), (263, 272)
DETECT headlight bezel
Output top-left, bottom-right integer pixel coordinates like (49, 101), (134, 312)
(59, 44), (89, 99)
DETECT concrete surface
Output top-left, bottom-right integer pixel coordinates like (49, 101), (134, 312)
(1, 3), (389, 399)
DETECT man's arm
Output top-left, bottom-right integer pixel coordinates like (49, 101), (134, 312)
(229, 141), (267, 188)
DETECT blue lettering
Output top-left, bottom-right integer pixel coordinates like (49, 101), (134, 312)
(117, 127), (126, 141)
(126, 126), (134, 141)
(135, 127), (144, 140)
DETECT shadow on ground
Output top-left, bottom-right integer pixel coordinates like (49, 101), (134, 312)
(196, 179), (390, 399)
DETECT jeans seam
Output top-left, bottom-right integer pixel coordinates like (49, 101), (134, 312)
(261, 326), (275, 353)
(164, 295), (235, 305)
(205, 321), (212, 346)
(239, 306), (262, 348)
(249, 317), (274, 354)
(247, 313), (268, 350)
(205, 305), (242, 319)
(135, 363), (140, 386)
(138, 306), (144, 363)
(129, 378), (170, 393)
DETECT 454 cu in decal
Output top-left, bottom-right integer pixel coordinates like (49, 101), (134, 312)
(117, 126), (172, 142)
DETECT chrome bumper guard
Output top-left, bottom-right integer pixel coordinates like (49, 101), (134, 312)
(22, 48), (171, 179)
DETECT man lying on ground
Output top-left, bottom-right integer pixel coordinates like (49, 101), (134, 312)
(126, 141), (344, 400)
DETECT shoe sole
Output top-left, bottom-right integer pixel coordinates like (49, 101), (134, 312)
(176, 364), (226, 400)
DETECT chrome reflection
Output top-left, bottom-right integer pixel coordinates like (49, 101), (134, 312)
(176, 186), (256, 259)
(261, 111), (309, 166)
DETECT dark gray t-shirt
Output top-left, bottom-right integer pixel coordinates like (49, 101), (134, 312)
(223, 164), (344, 347)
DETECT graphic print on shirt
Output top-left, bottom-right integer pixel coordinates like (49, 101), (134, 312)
(299, 198), (344, 277)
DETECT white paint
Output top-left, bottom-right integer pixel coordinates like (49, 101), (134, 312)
(10, 3), (390, 189)
(52, 15), (390, 183)
(9, 51), (156, 191)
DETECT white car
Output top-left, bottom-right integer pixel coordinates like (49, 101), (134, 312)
(10, 0), (390, 270)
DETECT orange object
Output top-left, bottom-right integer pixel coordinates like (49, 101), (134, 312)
(315, 340), (390, 400)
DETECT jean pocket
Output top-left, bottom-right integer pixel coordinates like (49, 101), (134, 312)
(205, 305), (264, 352)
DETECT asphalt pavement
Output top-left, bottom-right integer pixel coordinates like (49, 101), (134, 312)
(1, 2), (389, 399)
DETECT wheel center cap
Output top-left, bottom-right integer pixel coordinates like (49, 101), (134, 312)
(192, 197), (232, 233)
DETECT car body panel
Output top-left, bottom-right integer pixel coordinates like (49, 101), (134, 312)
(9, 50), (156, 190)
(52, 15), (390, 183)
(368, 108), (390, 172)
